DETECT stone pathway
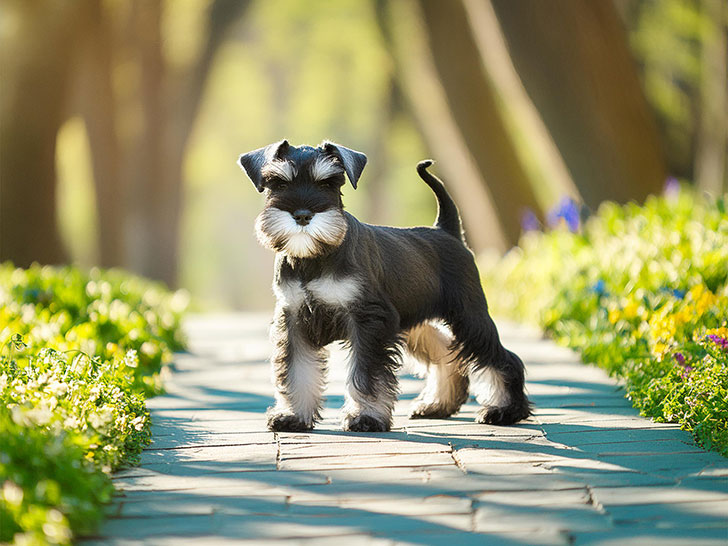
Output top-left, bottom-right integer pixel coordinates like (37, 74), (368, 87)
(85, 314), (728, 545)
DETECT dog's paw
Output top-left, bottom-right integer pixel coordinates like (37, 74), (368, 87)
(475, 403), (531, 426)
(409, 402), (457, 420)
(342, 413), (390, 432)
(267, 411), (313, 432)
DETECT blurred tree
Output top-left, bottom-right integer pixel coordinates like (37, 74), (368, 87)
(0, 1), (82, 266)
(491, 0), (668, 208)
(75, 0), (250, 285)
(1, 0), (249, 286)
(461, 0), (580, 210)
(75, 0), (124, 267)
(378, 0), (529, 252)
(618, 0), (727, 190)
(694, 0), (727, 193)
(416, 0), (544, 247)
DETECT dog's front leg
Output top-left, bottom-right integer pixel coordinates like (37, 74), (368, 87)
(266, 309), (328, 432)
(342, 301), (401, 432)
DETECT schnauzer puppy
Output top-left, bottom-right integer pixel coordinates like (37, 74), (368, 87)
(239, 140), (531, 432)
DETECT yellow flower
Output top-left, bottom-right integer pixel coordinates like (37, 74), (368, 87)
(608, 309), (621, 324)
(706, 327), (728, 338)
(653, 342), (669, 359)
(623, 300), (641, 320)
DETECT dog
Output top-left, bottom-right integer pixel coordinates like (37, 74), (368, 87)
(239, 139), (531, 432)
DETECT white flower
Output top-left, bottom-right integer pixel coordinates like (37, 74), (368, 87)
(131, 415), (146, 431)
(46, 380), (68, 397)
(123, 349), (139, 368)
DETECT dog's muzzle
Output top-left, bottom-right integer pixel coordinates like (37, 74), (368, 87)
(255, 207), (348, 258)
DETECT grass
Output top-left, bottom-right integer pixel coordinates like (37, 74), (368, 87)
(481, 186), (728, 456)
(0, 264), (187, 545)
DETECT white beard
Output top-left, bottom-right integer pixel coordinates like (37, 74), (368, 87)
(255, 207), (348, 258)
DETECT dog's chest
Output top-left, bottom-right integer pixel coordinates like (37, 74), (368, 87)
(275, 275), (359, 344)
(275, 275), (359, 309)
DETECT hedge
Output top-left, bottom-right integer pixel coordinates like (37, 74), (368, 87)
(481, 186), (728, 455)
(0, 264), (187, 545)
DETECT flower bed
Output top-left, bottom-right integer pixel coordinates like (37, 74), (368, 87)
(481, 187), (728, 455)
(0, 264), (187, 545)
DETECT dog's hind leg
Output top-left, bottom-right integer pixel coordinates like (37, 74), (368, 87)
(404, 322), (469, 419)
(266, 308), (328, 432)
(445, 281), (532, 425)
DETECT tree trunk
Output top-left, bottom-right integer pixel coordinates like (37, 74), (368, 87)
(0, 2), (81, 266)
(416, 0), (543, 246)
(695, 0), (728, 194)
(491, 0), (667, 208)
(122, 0), (249, 286)
(76, 0), (126, 268)
(461, 0), (580, 209)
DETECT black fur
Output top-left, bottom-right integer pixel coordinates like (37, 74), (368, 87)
(240, 141), (532, 432)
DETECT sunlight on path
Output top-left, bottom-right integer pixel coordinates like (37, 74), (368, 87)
(82, 314), (728, 545)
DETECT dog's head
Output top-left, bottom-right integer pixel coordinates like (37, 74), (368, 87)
(239, 140), (366, 258)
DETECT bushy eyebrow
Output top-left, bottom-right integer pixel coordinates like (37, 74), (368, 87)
(261, 160), (297, 182)
(310, 156), (344, 181)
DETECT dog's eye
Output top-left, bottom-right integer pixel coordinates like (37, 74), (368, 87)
(318, 176), (343, 188)
(269, 179), (289, 190)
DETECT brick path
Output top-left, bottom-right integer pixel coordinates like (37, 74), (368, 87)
(85, 314), (728, 545)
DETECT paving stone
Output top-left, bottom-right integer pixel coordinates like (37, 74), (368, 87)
(89, 535), (393, 546)
(145, 431), (275, 450)
(113, 469), (329, 493)
(545, 427), (692, 446)
(212, 512), (473, 539)
(474, 488), (592, 506)
(474, 503), (612, 533)
(455, 446), (583, 467)
(95, 514), (215, 538)
(290, 495), (474, 517)
(278, 451), (458, 471)
(151, 416), (270, 436)
(596, 453), (725, 476)
(404, 422), (545, 438)
(280, 439), (451, 458)
(590, 485), (728, 506)
(606, 500), (728, 528)
(117, 494), (290, 517)
(574, 439), (700, 455)
(140, 443), (276, 465)
(392, 530), (570, 546)
(549, 471), (677, 488)
(572, 527), (728, 546)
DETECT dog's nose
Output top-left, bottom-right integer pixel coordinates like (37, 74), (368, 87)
(293, 209), (314, 225)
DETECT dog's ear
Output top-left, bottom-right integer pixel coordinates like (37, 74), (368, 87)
(321, 141), (367, 189)
(238, 140), (290, 192)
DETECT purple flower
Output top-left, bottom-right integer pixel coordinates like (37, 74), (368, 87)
(521, 208), (541, 232)
(706, 335), (728, 351)
(664, 176), (680, 197)
(547, 197), (580, 233)
(674, 352), (686, 366)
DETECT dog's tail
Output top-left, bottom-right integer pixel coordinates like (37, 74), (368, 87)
(417, 160), (464, 241)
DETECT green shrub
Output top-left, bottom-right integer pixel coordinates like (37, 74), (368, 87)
(0, 264), (188, 545)
(481, 187), (728, 455)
